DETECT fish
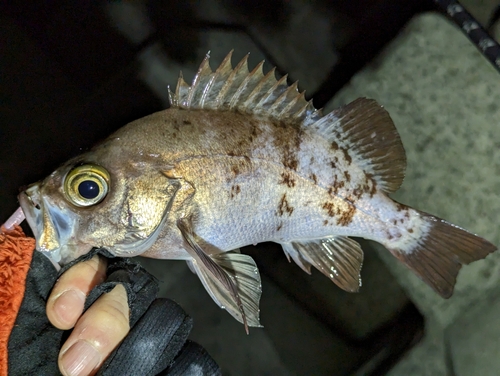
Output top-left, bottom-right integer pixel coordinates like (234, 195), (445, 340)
(18, 51), (496, 331)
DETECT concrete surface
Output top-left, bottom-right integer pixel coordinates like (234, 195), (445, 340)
(447, 294), (500, 376)
(329, 12), (500, 375)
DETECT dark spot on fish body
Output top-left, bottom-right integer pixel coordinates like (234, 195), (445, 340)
(183, 120), (192, 125)
(228, 156), (252, 179)
(310, 156), (315, 164)
(385, 229), (402, 241)
(232, 165), (240, 176)
(392, 219), (398, 225)
(341, 148), (352, 164)
(279, 171), (296, 188)
(172, 132), (177, 138)
(294, 129), (304, 149)
(251, 122), (263, 137)
(322, 198), (356, 226)
(408, 228), (414, 233)
(269, 119), (301, 172)
(344, 171), (351, 182)
(364, 173), (377, 197)
(274, 120), (288, 129)
(323, 220), (329, 226)
(328, 180), (345, 196)
(283, 153), (298, 171)
(277, 193), (294, 216)
(331, 141), (339, 151)
(230, 185), (241, 199)
(352, 187), (363, 199)
(336, 206), (356, 226)
(396, 202), (405, 212)
(310, 173), (318, 184)
(330, 161), (336, 169)
(277, 222), (283, 231)
(322, 202), (336, 217)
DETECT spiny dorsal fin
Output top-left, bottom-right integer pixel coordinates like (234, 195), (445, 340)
(168, 51), (318, 123)
(169, 52), (406, 193)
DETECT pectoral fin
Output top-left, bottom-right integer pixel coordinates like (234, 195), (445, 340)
(178, 218), (262, 332)
(281, 236), (364, 292)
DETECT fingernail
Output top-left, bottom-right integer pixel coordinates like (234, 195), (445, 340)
(54, 290), (86, 326)
(61, 340), (101, 376)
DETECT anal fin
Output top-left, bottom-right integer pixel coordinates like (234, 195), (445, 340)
(281, 243), (312, 274)
(281, 236), (364, 292)
(178, 218), (262, 331)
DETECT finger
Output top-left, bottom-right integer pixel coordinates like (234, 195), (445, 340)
(59, 284), (130, 376)
(47, 255), (107, 329)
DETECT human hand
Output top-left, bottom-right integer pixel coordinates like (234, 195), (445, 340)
(4, 231), (220, 376)
(46, 255), (130, 375)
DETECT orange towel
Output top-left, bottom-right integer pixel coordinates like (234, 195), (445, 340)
(0, 226), (35, 376)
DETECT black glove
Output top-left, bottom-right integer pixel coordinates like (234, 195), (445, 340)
(7, 247), (221, 375)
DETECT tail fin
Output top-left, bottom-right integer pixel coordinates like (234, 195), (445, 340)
(388, 212), (496, 298)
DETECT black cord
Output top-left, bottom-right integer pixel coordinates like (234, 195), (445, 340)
(433, 0), (500, 74)
(487, 5), (500, 31)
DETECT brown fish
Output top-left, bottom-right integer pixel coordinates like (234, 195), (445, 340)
(18, 51), (496, 330)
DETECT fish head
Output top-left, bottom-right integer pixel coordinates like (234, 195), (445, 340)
(19, 151), (180, 267)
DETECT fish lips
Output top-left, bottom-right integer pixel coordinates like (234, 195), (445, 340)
(19, 185), (42, 243)
(19, 184), (82, 268)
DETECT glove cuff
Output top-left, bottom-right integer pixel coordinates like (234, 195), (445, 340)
(0, 226), (36, 376)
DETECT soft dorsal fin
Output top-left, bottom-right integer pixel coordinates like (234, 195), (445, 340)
(311, 98), (407, 193)
(169, 52), (406, 193)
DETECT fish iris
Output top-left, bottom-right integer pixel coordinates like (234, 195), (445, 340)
(64, 164), (110, 207)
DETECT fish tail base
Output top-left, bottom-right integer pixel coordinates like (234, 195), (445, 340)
(387, 211), (496, 298)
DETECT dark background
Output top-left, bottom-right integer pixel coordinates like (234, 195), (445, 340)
(1, 1), (495, 374)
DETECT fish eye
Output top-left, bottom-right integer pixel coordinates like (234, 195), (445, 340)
(64, 164), (110, 207)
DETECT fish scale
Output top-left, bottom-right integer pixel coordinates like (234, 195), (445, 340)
(17, 51), (496, 329)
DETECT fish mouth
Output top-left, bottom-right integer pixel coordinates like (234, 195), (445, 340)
(19, 185), (45, 245)
(19, 184), (77, 268)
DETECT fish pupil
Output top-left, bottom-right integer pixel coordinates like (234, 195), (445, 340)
(78, 180), (99, 199)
